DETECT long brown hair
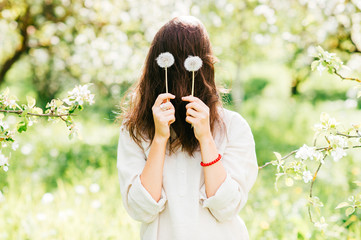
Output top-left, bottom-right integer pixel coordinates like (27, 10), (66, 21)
(118, 16), (225, 157)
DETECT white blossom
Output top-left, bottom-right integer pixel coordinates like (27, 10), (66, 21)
(0, 120), (9, 130)
(36, 213), (47, 221)
(331, 147), (347, 162)
(89, 183), (100, 193)
(325, 117), (338, 129)
(317, 64), (326, 75)
(315, 217), (328, 231)
(21, 143), (33, 155)
(41, 193), (54, 204)
(295, 144), (315, 160)
(0, 152), (8, 167)
(313, 46), (343, 73)
(58, 209), (74, 220)
(3, 166), (8, 172)
(184, 56), (203, 72)
(3, 98), (17, 109)
(91, 200), (101, 209)
(293, 163), (301, 171)
(156, 52), (174, 68)
(75, 185), (86, 195)
(328, 135), (348, 148)
(46, 99), (61, 111)
(57, 105), (69, 115)
(64, 84), (95, 106)
(68, 123), (79, 138)
(313, 123), (323, 132)
(313, 151), (324, 163)
(303, 170), (313, 183)
(314, 112), (339, 132)
(12, 142), (19, 151)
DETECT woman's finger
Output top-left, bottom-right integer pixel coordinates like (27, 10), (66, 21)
(185, 101), (205, 113)
(182, 95), (207, 109)
(164, 115), (176, 124)
(169, 117), (176, 125)
(164, 108), (175, 116)
(185, 115), (196, 125)
(153, 93), (175, 108)
(159, 101), (175, 111)
(186, 108), (201, 118)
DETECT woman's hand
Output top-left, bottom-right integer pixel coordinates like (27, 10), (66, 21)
(182, 95), (212, 142)
(152, 93), (176, 141)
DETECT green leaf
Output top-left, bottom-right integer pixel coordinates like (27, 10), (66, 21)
(353, 181), (361, 187)
(345, 207), (355, 216)
(308, 196), (324, 207)
(17, 121), (27, 133)
(311, 60), (319, 71)
(26, 96), (36, 108)
(335, 202), (349, 209)
(55, 99), (63, 107)
(316, 46), (325, 55)
(68, 105), (77, 114)
(20, 109), (29, 118)
(327, 67), (333, 74)
(274, 152), (282, 161)
(32, 107), (43, 115)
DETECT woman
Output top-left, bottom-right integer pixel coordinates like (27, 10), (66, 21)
(117, 16), (258, 240)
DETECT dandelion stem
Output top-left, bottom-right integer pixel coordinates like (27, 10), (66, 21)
(191, 71), (195, 96)
(165, 67), (168, 94)
(165, 67), (169, 102)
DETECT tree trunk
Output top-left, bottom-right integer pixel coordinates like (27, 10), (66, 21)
(0, 7), (30, 85)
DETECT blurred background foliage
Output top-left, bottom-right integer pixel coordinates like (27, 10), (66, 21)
(1, 0), (361, 239)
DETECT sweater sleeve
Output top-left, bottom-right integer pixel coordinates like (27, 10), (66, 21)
(117, 126), (167, 223)
(199, 112), (258, 222)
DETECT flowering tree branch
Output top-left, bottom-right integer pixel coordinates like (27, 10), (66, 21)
(260, 46), (361, 231)
(0, 109), (74, 117)
(334, 70), (361, 84)
(0, 84), (95, 173)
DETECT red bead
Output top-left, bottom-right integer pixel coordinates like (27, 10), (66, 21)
(200, 154), (222, 167)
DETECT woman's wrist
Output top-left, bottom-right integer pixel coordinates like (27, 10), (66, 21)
(153, 134), (169, 145)
(198, 132), (213, 146)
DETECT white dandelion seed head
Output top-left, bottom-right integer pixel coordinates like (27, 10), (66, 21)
(156, 52), (175, 68)
(184, 56), (203, 72)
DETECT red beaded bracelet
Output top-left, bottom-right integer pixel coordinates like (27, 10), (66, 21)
(200, 154), (222, 167)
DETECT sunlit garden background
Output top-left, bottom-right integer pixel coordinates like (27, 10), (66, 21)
(1, 0), (361, 239)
